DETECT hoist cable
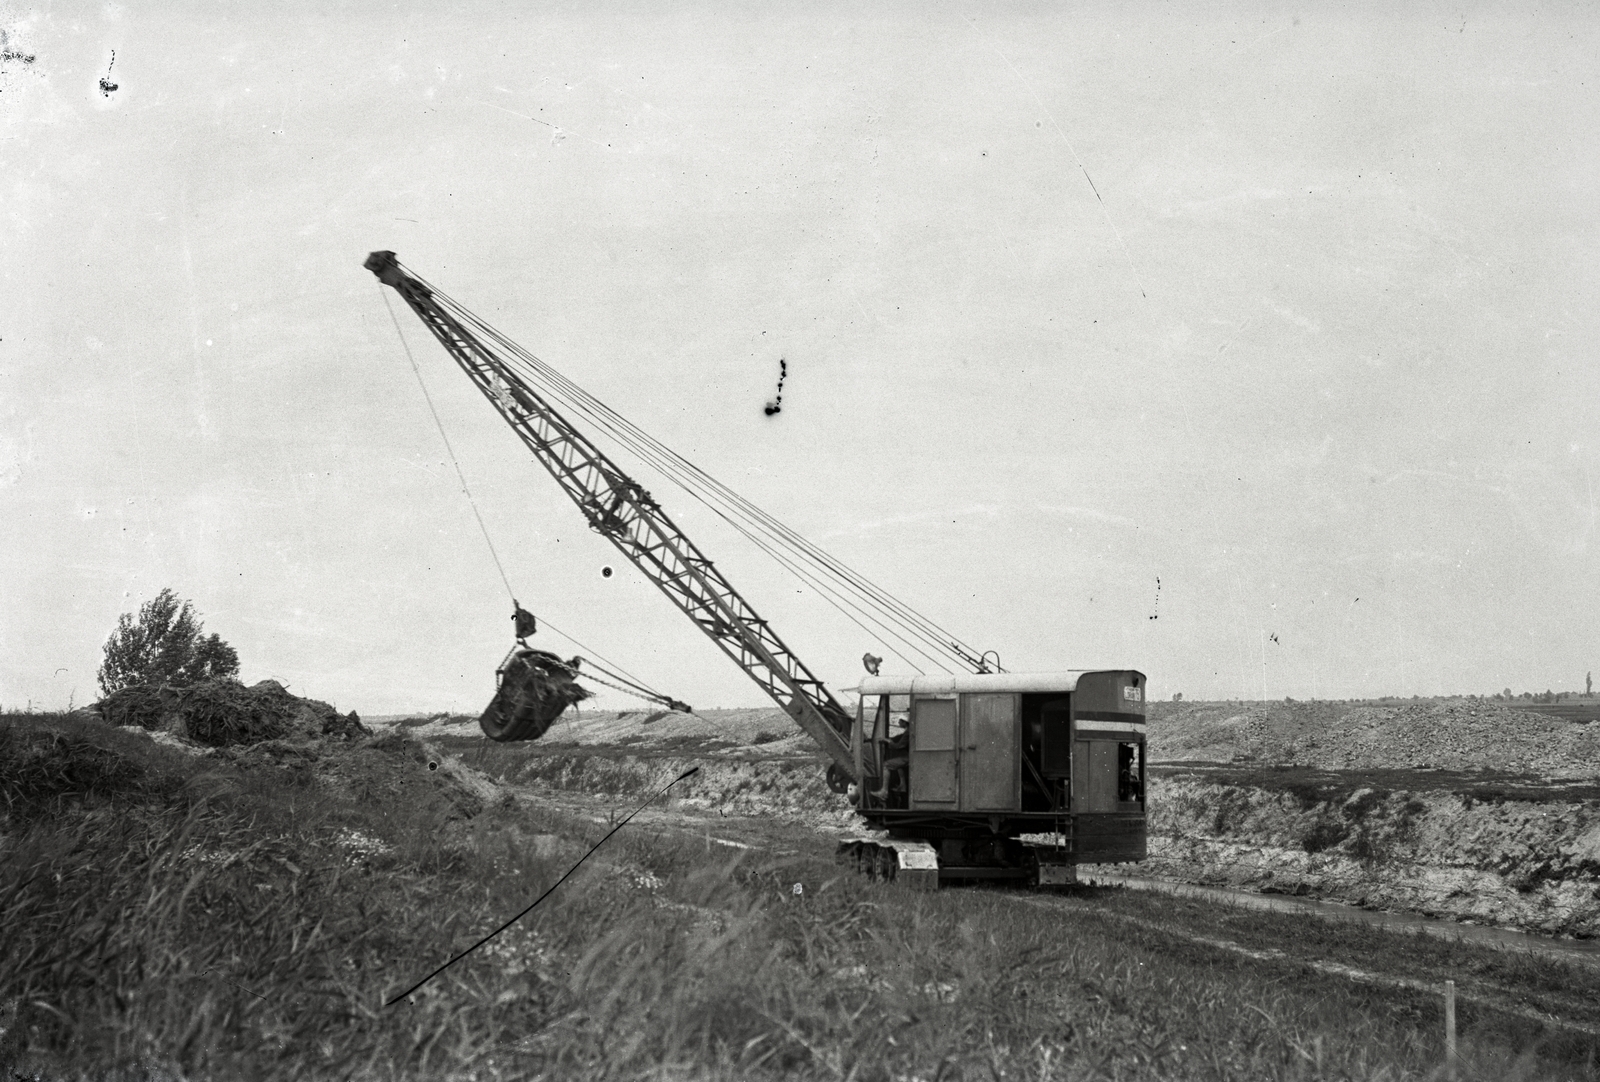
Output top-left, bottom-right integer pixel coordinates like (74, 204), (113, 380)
(463, 306), (963, 670)
(382, 288), (516, 603)
(482, 326), (943, 673)
(384, 287), (682, 703)
(422, 277), (971, 669)
(496, 339), (969, 666)
(471, 351), (943, 674)
(502, 349), (955, 672)
(395, 262), (984, 676)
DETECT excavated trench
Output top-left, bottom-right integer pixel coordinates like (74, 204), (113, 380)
(1114, 767), (1600, 939)
(478, 753), (1600, 942)
(421, 699), (1600, 942)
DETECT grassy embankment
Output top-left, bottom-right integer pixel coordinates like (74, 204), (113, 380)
(4, 708), (1599, 1081)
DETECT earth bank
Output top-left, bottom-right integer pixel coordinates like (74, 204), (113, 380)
(412, 698), (1600, 938)
(1134, 771), (1600, 938)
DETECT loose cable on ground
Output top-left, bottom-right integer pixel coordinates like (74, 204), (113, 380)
(384, 765), (700, 1007)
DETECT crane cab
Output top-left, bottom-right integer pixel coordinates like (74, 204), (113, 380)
(847, 670), (1146, 885)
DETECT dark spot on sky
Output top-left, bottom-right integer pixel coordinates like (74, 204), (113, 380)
(1, 28), (35, 67)
(99, 49), (117, 96)
(602, 566), (613, 578)
(764, 357), (786, 416)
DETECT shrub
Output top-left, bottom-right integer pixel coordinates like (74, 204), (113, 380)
(96, 684), (174, 730)
(1300, 817), (1349, 854)
(97, 589), (239, 695)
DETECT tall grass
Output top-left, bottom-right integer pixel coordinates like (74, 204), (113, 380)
(2, 709), (1595, 1081)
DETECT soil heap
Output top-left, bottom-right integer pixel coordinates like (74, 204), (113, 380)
(91, 678), (367, 748)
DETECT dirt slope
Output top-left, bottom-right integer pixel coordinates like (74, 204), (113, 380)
(1138, 772), (1600, 938)
(1149, 699), (1600, 779)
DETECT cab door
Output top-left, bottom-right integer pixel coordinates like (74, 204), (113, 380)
(959, 693), (1018, 811)
(1072, 740), (1120, 812)
(908, 697), (957, 807)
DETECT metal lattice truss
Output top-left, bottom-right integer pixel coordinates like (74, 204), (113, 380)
(368, 252), (857, 777)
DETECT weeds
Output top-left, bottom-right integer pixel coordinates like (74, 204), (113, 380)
(3, 708), (1596, 1080)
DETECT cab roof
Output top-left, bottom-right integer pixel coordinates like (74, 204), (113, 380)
(856, 670), (1142, 696)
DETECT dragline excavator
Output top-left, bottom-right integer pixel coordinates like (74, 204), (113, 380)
(368, 251), (1148, 888)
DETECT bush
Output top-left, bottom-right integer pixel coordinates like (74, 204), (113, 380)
(1300, 817), (1349, 854)
(98, 588), (240, 695)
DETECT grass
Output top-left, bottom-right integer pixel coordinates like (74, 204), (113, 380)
(1091, 886), (1600, 1028)
(3, 708), (1598, 1080)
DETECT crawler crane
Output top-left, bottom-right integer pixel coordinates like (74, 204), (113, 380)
(368, 251), (1147, 886)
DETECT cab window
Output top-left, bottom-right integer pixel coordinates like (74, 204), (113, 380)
(1117, 742), (1144, 803)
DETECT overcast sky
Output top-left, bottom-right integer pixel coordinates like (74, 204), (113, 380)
(4, 2), (1597, 716)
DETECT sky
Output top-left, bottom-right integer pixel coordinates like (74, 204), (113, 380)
(3, 2), (1597, 716)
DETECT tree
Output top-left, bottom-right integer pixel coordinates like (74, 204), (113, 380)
(98, 588), (240, 695)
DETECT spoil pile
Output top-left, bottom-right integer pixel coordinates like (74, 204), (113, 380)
(94, 678), (367, 748)
(1148, 699), (1600, 779)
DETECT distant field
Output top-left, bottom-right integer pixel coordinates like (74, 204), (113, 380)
(1513, 701), (1600, 723)
(1148, 696), (1600, 716)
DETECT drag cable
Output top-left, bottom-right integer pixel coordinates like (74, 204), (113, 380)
(384, 765), (701, 1007)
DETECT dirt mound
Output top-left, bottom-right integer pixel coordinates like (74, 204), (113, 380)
(285, 729), (509, 821)
(1149, 699), (1600, 779)
(96, 679), (367, 748)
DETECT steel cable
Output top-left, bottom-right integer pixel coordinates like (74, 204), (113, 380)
(409, 267), (980, 672)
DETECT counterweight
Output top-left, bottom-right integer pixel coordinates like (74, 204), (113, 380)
(367, 251), (857, 777)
